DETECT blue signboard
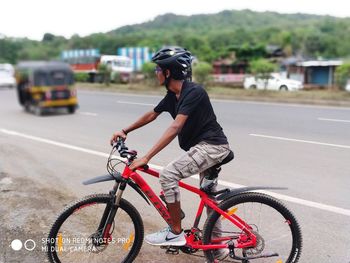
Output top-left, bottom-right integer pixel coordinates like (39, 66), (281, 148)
(117, 47), (153, 71)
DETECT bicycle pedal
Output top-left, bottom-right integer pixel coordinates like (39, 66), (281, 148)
(164, 246), (179, 255)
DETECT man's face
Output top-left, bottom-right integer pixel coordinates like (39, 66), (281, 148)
(154, 66), (169, 85)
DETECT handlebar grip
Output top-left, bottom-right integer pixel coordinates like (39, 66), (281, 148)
(137, 164), (149, 171)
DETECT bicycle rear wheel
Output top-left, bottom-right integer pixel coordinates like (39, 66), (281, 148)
(203, 192), (302, 263)
(47, 194), (144, 263)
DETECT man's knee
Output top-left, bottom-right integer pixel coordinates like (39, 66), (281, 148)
(159, 166), (181, 203)
(163, 187), (180, 203)
(159, 165), (180, 189)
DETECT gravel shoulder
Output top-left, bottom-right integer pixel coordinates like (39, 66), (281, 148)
(0, 141), (203, 263)
(76, 82), (350, 107)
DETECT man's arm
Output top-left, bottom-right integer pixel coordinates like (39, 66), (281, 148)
(123, 110), (160, 134)
(110, 110), (160, 144)
(129, 114), (188, 170)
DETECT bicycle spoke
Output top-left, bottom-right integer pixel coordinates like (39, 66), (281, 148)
(50, 201), (136, 263)
(203, 193), (301, 263)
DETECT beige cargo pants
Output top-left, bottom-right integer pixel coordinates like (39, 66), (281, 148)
(159, 141), (231, 235)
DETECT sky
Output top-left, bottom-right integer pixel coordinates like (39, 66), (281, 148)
(0, 0), (349, 41)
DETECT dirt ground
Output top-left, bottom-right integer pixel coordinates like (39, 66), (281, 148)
(0, 172), (206, 263)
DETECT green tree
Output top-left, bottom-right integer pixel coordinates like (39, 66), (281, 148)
(278, 31), (293, 57)
(3, 10), (350, 64)
(141, 62), (158, 86)
(98, 63), (112, 86)
(249, 59), (277, 89)
(141, 62), (155, 78)
(0, 38), (21, 63)
(229, 44), (266, 61)
(42, 33), (55, 42)
(303, 32), (328, 57)
(335, 62), (350, 90)
(74, 72), (89, 82)
(193, 62), (213, 86)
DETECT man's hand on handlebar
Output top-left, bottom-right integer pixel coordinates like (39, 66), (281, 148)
(129, 156), (149, 171)
(110, 130), (127, 145)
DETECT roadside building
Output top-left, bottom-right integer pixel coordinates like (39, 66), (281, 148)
(265, 45), (285, 60)
(284, 59), (343, 88)
(61, 49), (133, 83)
(117, 47), (153, 72)
(212, 57), (248, 85)
(212, 45), (284, 85)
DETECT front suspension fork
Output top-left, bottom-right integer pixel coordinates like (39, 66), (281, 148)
(99, 181), (127, 240)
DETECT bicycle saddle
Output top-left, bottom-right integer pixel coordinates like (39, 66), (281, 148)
(216, 150), (234, 167)
(200, 150), (234, 193)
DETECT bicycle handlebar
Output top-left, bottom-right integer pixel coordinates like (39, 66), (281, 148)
(112, 138), (149, 170)
(112, 138), (136, 159)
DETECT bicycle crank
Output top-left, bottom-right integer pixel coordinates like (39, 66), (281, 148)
(161, 245), (180, 255)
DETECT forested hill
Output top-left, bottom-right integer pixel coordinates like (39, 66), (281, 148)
(108, 10), (350, 60)
(1, 9), (350, 63)
(113, 10), (325, 35)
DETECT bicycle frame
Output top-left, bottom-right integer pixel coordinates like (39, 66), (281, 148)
(117, 164), (257, 251)
(50, 139), (300, 263)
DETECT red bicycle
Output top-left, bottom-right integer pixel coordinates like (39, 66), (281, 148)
(47, 139), (302, 263)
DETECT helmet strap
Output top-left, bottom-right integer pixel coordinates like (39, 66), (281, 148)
(162, 69), (171, 91)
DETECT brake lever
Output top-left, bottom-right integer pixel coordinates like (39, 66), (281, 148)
(112, 137), (124, 146)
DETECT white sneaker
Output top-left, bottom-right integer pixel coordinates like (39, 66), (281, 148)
(145, 226), (186, 246)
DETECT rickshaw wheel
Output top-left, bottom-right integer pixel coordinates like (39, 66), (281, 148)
(24, 103), (30, 112)
(67, 106), (76, 114)
(34, 106), (43, 116)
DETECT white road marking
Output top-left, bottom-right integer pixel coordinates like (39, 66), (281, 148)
(250, 133), (350, 149)
(318, 117), (350, 123)
(117, 101), (156, 107)
(78, 112), (98, 116)
(212, 99), (350, 111)
(1, 128), (350, 217)
(0, 128), (108, 158)
(78, 90), (163, 99)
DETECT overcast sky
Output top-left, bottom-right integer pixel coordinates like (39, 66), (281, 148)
(1, 0), (349, 40)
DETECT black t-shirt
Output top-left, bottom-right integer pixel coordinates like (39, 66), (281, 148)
(154, 81), (228, 151)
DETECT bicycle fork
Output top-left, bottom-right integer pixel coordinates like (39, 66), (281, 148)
(98, 181), (127, 242)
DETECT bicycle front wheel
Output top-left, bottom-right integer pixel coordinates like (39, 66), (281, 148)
(47, 194), (144, 263)
(203, 192), (302, 263)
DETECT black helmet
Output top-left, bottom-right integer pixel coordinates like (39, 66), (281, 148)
(152, 46), (192, 80)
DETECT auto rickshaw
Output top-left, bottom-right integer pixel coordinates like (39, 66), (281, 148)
(15, 61), (78, 115)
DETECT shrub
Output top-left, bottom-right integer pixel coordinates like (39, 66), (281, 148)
(74, 72), (89, 82)
(111, 71), (121, 84)
(193, 62), (213, 85)
(98, 63), (112, 86)
(335, 62), (350, 90)
(142, 62), (155, 79)
(141, 62), (158, 86)
(249, 59), (277, 89)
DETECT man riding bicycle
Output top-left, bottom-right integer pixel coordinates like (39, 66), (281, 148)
(111, 46), (232, 259)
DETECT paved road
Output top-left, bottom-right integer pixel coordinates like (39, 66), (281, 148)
(0, 88), (349, 262)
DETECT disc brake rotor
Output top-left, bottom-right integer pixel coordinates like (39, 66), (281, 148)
(243, 231), (265, 256)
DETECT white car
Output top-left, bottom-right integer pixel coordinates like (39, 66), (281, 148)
(0, 64), (16, 88)
(244, 73), (303, 91)
(345, 80), (350, 92)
